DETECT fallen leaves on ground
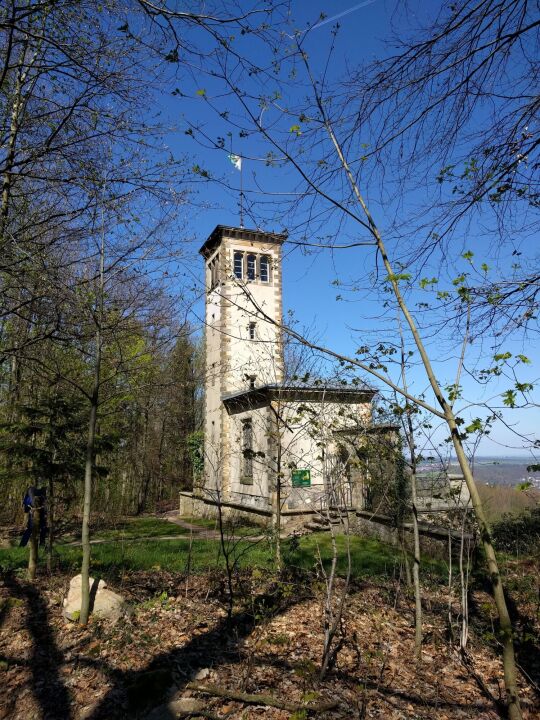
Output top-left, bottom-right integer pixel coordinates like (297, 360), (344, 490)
(0, 569), (538, 719)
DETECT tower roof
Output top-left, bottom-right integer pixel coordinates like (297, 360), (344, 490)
(199, 224), (287, 258)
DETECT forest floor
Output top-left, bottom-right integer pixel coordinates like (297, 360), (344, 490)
(0, 522), (538, 720)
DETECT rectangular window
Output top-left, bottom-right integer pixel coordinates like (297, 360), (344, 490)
(249, 322), (256, 339)
(260, 255), (270, 282)
(247, 253), (256, 280)
(242, 419), (253, 481)
(234, 251), (243, 279)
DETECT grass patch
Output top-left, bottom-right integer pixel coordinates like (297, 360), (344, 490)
(0, 529), (448, 583)
(0, 537), (273, 577)
(286, 534), (401, 578)
(285, 533), (447, 581)
(87, 517), (190, 542)
(181, 516), (220, 529)
(180, 515), (264, 537)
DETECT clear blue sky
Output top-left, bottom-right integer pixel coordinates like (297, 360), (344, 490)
(157, 1), (539, 459)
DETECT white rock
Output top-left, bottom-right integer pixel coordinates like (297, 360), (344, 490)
(63, 574), (125, 623)
(145, 698), (203, 720)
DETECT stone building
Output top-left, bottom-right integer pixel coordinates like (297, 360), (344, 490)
(183, 224), (375, 526)
(180, 223), (470, 532)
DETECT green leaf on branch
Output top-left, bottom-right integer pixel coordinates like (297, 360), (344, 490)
(386, 273), (411, 283)
(419, 277), (438, 289)
(464, 418), (483, 433)
(502, 390), (517, 407)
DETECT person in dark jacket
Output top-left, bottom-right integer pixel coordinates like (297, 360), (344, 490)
(20, 486), (47, 547)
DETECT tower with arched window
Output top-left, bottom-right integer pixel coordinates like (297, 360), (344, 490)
(199, 225), (287, 503)
(194, 224), (376, 520)
(186, 224), (468, 531)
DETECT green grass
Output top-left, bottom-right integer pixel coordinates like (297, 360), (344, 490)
(86, 517), (190, 541)
(181, 516), (221, 530)
(287, 534), (404, 578)
(0, 524), (448, 583)
(180, 515), (266, 536)
(0, 537), (272, 576)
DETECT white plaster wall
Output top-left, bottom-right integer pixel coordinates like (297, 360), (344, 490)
(223, 397), (371, 510)
(228, 406), (272, 510)
(204, 249), (223, 492)
(273, 398), (371, 510)
(202, 234), (283, 497)
(221, 238), (283, 392)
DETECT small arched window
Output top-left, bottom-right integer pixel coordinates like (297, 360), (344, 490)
(242, 418), (253, 480)
(260, 255), (270, 283)
(247, 253), (256, 281)
(234, 251), (243, 279)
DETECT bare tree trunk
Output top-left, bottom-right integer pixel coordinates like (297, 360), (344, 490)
(1, 44), (26, 235)
(80, 214), (105, 626)
(273, 430), (282, 572)
(46, 477), (54, 573)
(312, 98), (523, 719)
(28, 507), (40, 580)
(410, 469), (422, 660)
(320, 454), (351, 679)
(459, 512), (470, 652)
(269, 402), (283, 571)
(80, 383), (99, 625)
(216, 488), (234, 622)
(448, 531), (454, 644)
(397, 323), (423, 660)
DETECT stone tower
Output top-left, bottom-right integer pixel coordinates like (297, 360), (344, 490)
(199, 225), (287, 499)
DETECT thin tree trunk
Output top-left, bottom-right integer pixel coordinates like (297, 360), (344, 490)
(314, 98), (523, 719)
(80, 381), (99, 625)
(47, 477), (54, 573)
(80, 212), (105, 626)
(448, 531), (454, 643)
(398, 323), (423, 659)
(28, 507), (40, 580)
(410, 469), (422, 659)
(459, 512), (470, 651)
(1, 45), (25, 237)
(269, 402), (283, 571)
(273, 424), (282, 571)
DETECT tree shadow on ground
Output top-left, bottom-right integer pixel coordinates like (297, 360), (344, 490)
(4, 573), (73, 720)
(468, 580), (540, 700)
(87, 584), (309, 720)
(232, 652), (501, 715)
(503, 590), (540, 697)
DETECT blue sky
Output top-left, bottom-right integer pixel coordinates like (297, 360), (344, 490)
(155, 1), (539, 458)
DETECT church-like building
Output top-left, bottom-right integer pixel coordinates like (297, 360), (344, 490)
(182, 224), (378, 527)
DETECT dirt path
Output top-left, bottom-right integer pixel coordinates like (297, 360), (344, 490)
(60, 513), (273, 547)
(159, 511), (224, 539)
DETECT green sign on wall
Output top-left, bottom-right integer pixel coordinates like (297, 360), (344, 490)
(291, 469), (311, 487)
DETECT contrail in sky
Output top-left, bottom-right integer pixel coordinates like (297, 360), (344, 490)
(310, 0), (378, 32)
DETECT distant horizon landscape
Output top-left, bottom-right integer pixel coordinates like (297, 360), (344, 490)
(417, 456), (540, 487)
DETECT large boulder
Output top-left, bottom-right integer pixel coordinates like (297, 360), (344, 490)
(63, 574), (125, 623)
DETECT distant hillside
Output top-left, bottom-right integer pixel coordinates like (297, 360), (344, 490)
(476, 482), (540, 522)
(453, 458), (540, 488)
